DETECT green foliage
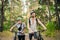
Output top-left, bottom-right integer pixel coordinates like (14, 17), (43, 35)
(38, 0), (47, 5)
(34, 5), (46, 18)
(34, 6), (48, 24)
(55, 23), (60, 30)
(46, 22), (56, 37)
(37, 26), (43, 31)
(3, 0), (22, 31)
(3, 21), (11, 31)
(50, 5), (55, 14)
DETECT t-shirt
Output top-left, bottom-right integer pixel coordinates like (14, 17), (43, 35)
(14, 23), (26, 35)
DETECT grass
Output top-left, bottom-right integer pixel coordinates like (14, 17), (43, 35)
(0, 31), (13, 37)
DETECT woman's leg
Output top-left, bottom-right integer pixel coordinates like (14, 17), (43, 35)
(21, 35), (25, 40)
(18, 35), (22, 40)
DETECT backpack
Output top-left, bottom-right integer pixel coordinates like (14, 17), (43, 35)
(29, 18), (38, 25)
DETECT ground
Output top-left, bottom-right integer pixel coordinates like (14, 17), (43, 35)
(0, 31), (60, 40)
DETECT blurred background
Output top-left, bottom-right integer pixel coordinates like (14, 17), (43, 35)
(0, 0), (60, 40)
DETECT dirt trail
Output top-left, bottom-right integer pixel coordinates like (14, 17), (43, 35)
(0, 31), (60, 40)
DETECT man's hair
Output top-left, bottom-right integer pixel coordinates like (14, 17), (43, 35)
(30, 10), (35, 15)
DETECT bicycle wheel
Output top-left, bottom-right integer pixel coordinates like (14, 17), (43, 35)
(14, 36), (16, 40)
(14, 32), (17, 40)
(37, 36), (44, 40)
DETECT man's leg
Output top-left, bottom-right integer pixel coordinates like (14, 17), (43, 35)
(29, 33), (33, 40)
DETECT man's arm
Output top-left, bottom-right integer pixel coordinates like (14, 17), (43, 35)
(37, 19), (47, 30)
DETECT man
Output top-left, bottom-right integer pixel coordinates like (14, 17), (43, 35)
(28, 11), (47, 40)
(10, 17), (26, 40)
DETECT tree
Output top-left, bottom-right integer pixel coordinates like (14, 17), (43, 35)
(0, 0), (4, 32)
(54, 0), (60, 29)
(3, 0), (22, 30)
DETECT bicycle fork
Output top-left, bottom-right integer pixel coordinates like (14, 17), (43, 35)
(14, 32), (17, 40)
(37, 31), (44, 40)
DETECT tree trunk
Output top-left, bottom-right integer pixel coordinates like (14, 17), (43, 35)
(47, 0), (51, 22)
(0, 0), (4, 32)
(55, 0), (60, 28)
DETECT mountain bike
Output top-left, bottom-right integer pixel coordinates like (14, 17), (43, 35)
(37, 30), (45, 40)
(14, 31), (17, 40)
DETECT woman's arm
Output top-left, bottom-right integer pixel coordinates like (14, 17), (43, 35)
(10, 23), (17, 31)
(23, 23), (26, 33)
(37, 19), (47, 30)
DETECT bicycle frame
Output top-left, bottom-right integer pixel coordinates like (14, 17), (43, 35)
(37, 30), (44, 40)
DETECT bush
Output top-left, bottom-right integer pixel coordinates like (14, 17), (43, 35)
(46, 22), (56, 37)
(3, 20), (13, 31)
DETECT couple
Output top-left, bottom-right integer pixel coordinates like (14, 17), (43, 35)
(10, 11), (47, 40)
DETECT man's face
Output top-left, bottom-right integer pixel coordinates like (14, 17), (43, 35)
(31, 13), (36, 17)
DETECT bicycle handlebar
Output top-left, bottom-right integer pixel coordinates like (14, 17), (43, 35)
(37, 30), (46, 32)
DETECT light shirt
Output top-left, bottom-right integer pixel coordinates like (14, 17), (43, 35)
(14, 23), (26, 35)
(29, 18), (37, 33)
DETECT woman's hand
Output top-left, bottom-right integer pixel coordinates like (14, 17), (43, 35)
(10, 29), (12, 32)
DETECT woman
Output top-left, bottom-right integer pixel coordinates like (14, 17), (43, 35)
(10, 17), (26, 40)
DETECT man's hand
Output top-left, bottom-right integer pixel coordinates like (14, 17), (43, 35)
(44, 28), (47, 31)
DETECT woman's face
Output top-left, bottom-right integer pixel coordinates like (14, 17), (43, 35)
(31, 13), (36, 17)
(17, 20), (22, 24)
